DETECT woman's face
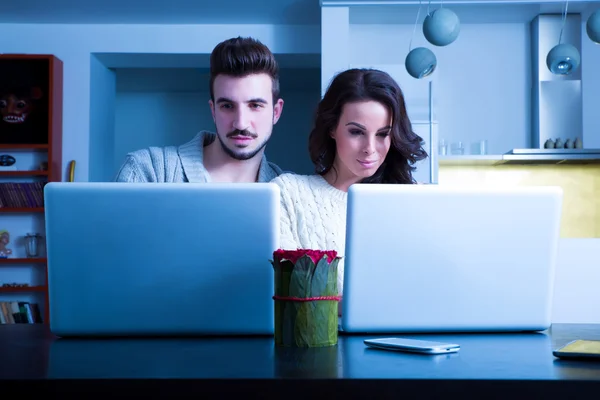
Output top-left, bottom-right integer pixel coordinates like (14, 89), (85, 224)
(331, 100), (392, 183)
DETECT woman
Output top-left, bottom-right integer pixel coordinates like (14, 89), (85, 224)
(271, 68), (428, 297)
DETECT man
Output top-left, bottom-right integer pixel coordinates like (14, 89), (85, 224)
(114, 36), (285, 183)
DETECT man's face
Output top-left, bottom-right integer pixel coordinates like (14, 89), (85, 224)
(209, 73), (284, 161)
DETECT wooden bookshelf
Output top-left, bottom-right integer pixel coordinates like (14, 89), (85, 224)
(0, 257), (47, 265)
(0, 286), (47, 293)
(0, 207), (45, 213)
(0, 54), (63, 326)
(0, 170), (49, 177)
(0, 144), (48, 150)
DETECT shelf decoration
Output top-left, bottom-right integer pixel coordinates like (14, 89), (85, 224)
(0, 154), (16, 171)
(0, 230), (12, 258)
(0, 59), (50, 145)
(271, 249), (341, 348)
(24, 233), (43, 258)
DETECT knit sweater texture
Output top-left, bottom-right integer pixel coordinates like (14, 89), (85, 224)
(114, 131), (283, 183)
(271, 173), (348, 294)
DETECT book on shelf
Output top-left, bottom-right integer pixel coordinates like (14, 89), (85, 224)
(0, 182), (46, 208)
(0, 301), (43, 324)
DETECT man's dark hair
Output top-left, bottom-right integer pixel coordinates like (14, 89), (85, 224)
(209, 36), (280, 101)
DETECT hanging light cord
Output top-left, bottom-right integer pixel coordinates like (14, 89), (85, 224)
(409, 0), (423, 51)
(559, 0), (569, 44)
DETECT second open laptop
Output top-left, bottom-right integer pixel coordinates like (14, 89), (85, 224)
(340, 184), (563, 334)
(44, 182), (279, 337)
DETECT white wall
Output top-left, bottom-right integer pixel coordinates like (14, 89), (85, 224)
(89, 55), (116, 182)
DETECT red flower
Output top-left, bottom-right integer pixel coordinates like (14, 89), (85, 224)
(273, 249), (338, 265)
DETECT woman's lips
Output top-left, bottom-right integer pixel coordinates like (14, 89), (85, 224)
(358, 159), (377, 168)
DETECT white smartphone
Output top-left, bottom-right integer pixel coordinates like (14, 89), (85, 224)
(364, 337), (460, 355)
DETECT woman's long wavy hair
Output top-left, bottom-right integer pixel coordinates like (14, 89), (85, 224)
(308, 68), (428, 184)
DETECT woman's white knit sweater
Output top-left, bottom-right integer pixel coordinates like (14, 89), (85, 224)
(271, 173), (348, 294)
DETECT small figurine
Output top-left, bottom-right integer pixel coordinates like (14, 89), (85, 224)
(0, 230), (13, 258)
(0, 154), (16, 166)
(564, 139), (574, 149)
(1, 283), (29, 287)
(544, 139), (555, 149)
(574, 137), (583, 149)
(554, 138), (564, 149)
(0, 86), (43, 124)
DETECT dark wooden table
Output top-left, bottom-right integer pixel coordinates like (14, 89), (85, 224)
(2, 324), (600, 398)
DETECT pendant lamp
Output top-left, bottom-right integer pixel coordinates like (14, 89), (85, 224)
(547, 0), (580, 75)
(423, 7), (461, 46)
(546, 43), (580, 75)
(587, 8), (600, 44)
(405, 1), (437, 79)
(405, 47), (437, 79)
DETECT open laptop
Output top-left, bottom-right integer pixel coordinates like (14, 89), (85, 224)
(44, 182), (279, 337)
(340, 184), (563, 334)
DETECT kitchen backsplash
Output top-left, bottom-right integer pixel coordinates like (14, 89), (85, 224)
(438, 164), (600, 238)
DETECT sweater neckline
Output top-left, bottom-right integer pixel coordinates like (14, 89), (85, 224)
(313, 174), (348, 203)
(177, 131), (277, 183)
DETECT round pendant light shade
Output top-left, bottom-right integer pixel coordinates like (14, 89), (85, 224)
(587, 9), (600, 44)
(546, 43), (581, 75)
(423, 8), (461, 46)
(405, 47), (437, 79)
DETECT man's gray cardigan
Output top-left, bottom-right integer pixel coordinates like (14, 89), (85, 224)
(114, 131), (283, 183)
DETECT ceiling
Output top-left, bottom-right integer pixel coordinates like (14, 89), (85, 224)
(349, 1), (600, 24)
(0, 0), (321, 25)
(2, 1), (598, 26)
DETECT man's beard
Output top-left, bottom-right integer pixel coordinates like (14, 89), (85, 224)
(217, 129), (270, 161)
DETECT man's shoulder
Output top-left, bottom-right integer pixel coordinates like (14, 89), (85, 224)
(127, 131), (210, 161)
(125, 143), (179, 163)
(115, 140), (189, 182)
(259, 160), (284, 182)
(266, 160), (284, 176)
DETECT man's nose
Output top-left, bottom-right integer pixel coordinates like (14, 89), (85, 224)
(232, 108), (250, 130)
